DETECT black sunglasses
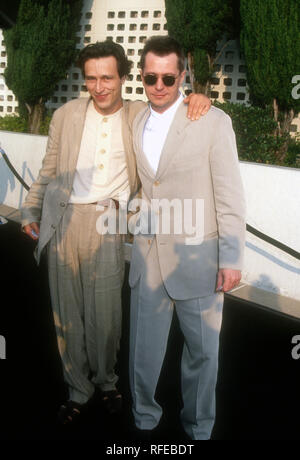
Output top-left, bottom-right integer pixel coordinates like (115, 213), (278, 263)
(143, 74), (179, 87)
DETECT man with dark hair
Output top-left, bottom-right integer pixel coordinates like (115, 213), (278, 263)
(21, 40), (211, 424)
(129, 36), (245, 440)
(77, 41), (133, 79)
(139, 35), (185, 73)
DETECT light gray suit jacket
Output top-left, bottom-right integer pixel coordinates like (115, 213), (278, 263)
(129, 102), (246, 299)
(21, 97), (145, 263)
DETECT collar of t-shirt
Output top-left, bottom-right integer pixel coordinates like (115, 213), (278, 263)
(143, 93), (184, 174)
(69, 101), (130, 206)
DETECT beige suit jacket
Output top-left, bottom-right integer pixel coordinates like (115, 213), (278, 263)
(129, 102), (246, 299)
(21, 97), (145, 263)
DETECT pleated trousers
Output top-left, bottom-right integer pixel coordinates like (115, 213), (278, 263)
(129, 239), (224, 440)
(47, 202), (124, 404)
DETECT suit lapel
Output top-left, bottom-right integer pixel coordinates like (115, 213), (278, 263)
(136, 101), (191, 182)
(135, 105), (157, 180)
(155, 101), (190, 180)
(67, 97), (91, 188)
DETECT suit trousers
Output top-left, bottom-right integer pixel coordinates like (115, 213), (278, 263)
(47, 202), (124, 404)
(129, 239), (224, 440)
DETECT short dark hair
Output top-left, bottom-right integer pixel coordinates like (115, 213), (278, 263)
(140, 36), (185, 73)
(77, 41), (133, 78)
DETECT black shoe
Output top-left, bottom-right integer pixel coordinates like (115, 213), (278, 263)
(132, 427), (153, 441)
(99, 389), (122, 415)
(57, 400), (84, 426)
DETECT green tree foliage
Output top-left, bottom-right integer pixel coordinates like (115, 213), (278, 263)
(240, 0), (300, 160)
(4, 0), (83, 133)
(214, 101), (296, 166)
(165, 0), (237, 94)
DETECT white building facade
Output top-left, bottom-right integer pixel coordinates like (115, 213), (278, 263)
(0, 33), (18, 115)
(0, 0), (299, 133)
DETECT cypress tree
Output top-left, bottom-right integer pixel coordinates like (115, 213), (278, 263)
(165, 0), (237, 94)
(240, 0), (300, 159)
(4, 0), (83, 133)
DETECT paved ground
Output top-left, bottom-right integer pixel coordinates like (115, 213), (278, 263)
(0, 219), (300, 441)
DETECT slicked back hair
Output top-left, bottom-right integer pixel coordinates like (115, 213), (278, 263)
(140, 35), (185, 73)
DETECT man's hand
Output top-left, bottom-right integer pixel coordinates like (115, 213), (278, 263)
(183, 92), (211, 120)
(216, 268), (241, 293)
(23, 222), (40, 241)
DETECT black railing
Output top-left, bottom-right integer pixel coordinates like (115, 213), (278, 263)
(0, 147), (30, 191)
(246, 224), (300, 260)
(1, 147), (299, 260)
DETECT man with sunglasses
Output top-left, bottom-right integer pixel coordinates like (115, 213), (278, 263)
(129, 36), (246, 440)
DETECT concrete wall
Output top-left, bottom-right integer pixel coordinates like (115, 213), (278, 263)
(239, 162), (300, 301)
(0, 130), (299, 300)
(0, 131), (47, 210)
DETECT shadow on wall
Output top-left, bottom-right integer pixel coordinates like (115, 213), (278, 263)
(252, 274), (280, 296)
(246, 241), (300, 276)
(245, 274), (281, 315)
(0, 155), (36, 208)
(244, 240), (300, 301)
(0, 156), (15, 204)
(18, 161), (35, 209)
